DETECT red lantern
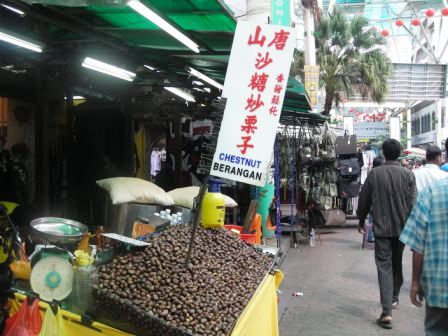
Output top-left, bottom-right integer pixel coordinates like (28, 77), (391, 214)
(442, 8), (448, 16)
(411, 18), (421, 27)
(425, 8), (435, 17)
(395, 19), (404, 27)
(381, 29), (389, 37)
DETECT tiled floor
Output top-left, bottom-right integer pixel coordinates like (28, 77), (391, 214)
(277, 228), (425, 336)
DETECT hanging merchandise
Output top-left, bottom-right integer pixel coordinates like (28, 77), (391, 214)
(442, 8), (448, 16)
(320, 122), (336, 161)
(338, 157), (360, 178)
(39, 306), (66, 336)
(3, 298), (42, 336)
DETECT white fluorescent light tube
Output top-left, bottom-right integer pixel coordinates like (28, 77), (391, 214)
(164, 87), (195, 102)
(192, 80), (203, 86)
(188, 67), (223, 90)
(1, 4), (25, 15)
(82, 57), (136, 82)
(0, 30), (42, 53)
(128, 0), (200, 53)
(65, 96), (85, 100)
(144, 64), (155, 71)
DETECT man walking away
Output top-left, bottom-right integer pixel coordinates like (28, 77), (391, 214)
(414, 145), (447, 193)
(441, 137), (448, 172)
(357, 139), (417, 329)
(400, 178), (448, 335)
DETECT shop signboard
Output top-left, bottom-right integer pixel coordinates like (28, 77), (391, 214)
(271, 0), (291, 27)
(216, 21), (295, 186)
(354, 122), (388, 140)
(304, 65), (319, 106)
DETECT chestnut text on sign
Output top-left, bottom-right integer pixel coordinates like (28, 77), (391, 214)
(211, 21), (295, 186)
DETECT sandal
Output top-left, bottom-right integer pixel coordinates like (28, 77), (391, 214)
(376, 314), (392, 329)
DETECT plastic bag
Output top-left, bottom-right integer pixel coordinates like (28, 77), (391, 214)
(3, 299), (42, 336)
(39, 307), (65, 336)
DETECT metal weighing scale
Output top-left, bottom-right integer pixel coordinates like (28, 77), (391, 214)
(29, 217), (88, 301)
(30, 247), (74, 301)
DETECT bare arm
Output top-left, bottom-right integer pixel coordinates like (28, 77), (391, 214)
(410, 251), (424, 307)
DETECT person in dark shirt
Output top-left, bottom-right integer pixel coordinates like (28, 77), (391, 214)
(357, 139), (416, 329)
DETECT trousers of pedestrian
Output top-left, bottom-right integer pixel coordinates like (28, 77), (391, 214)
(374, 237), (405, 316)
(425, 304), (448, 336)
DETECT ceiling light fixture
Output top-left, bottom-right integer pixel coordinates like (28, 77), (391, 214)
(1, 3), (25, 15)
(188, 67), (223, 90)
(203, 87), (211, 93)
(128, 0), (200, 53)
(0, 29), (42, 52)
(192, 80), (203, 86)
(164, 87), (195, 102)
(82, 57), (136, 82)
(65, 95), (85, 100)
(144, 64), (155, 71)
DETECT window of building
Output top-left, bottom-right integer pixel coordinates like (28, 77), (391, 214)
(432, 111), (436, 130)
(442, 107), (446, 128)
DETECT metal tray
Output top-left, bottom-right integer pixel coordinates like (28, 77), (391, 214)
(30, 217), (88, 244)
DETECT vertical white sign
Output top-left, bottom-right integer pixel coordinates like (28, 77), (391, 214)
(343, 116), (354, 135)
(389, 116), (401, 141)
(214, 21), (295, 186)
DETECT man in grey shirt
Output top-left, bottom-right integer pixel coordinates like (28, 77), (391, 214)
(357, 139), (417, 329)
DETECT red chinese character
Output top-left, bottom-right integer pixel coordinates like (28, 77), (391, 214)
(245, 93), (265, 112)
(241, 115), (258, 134)
(276, 74), (285, 83)
(268, 29), (290, 50)
(269, 106), (279, 116)
(274, 84), (283, 94)
(255, 52), (273, 70)
(248, 25), (266, 47)
(248, 73), (269, 92)
(237, 136), (254, 155)
(271, 95), (280, 105)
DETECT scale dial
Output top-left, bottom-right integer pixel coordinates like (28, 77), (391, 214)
(30, 256), (74, 301)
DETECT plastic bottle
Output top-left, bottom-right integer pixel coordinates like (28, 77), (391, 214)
(310, 229), (316, 247)
(201, 178), (225, 229)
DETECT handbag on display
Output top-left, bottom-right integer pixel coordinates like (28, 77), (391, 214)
(321, 122), (336, 161)
(338, 179), (361, 198)
(335, 135), (357, 155)
(322, 209), (346, 226)
(323, 169), (338, 197)
(320, 195), (333, 210)
(298, 124), (314, 166)
(339, 157), (360, 178)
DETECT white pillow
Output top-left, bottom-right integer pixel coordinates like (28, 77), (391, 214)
(167, 186), (238, 209)
(96, 177), (174, 205)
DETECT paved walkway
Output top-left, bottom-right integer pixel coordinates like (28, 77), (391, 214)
(277, 228), (425, 336)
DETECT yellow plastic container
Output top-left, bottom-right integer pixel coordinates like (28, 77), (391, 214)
(201, 179), (225, 229)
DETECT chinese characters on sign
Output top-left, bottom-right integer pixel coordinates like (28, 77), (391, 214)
(213, 21), (295, 186)
(304, 65), (319, 107)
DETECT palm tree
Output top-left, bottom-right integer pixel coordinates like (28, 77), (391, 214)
(291, 7), (391, 116)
